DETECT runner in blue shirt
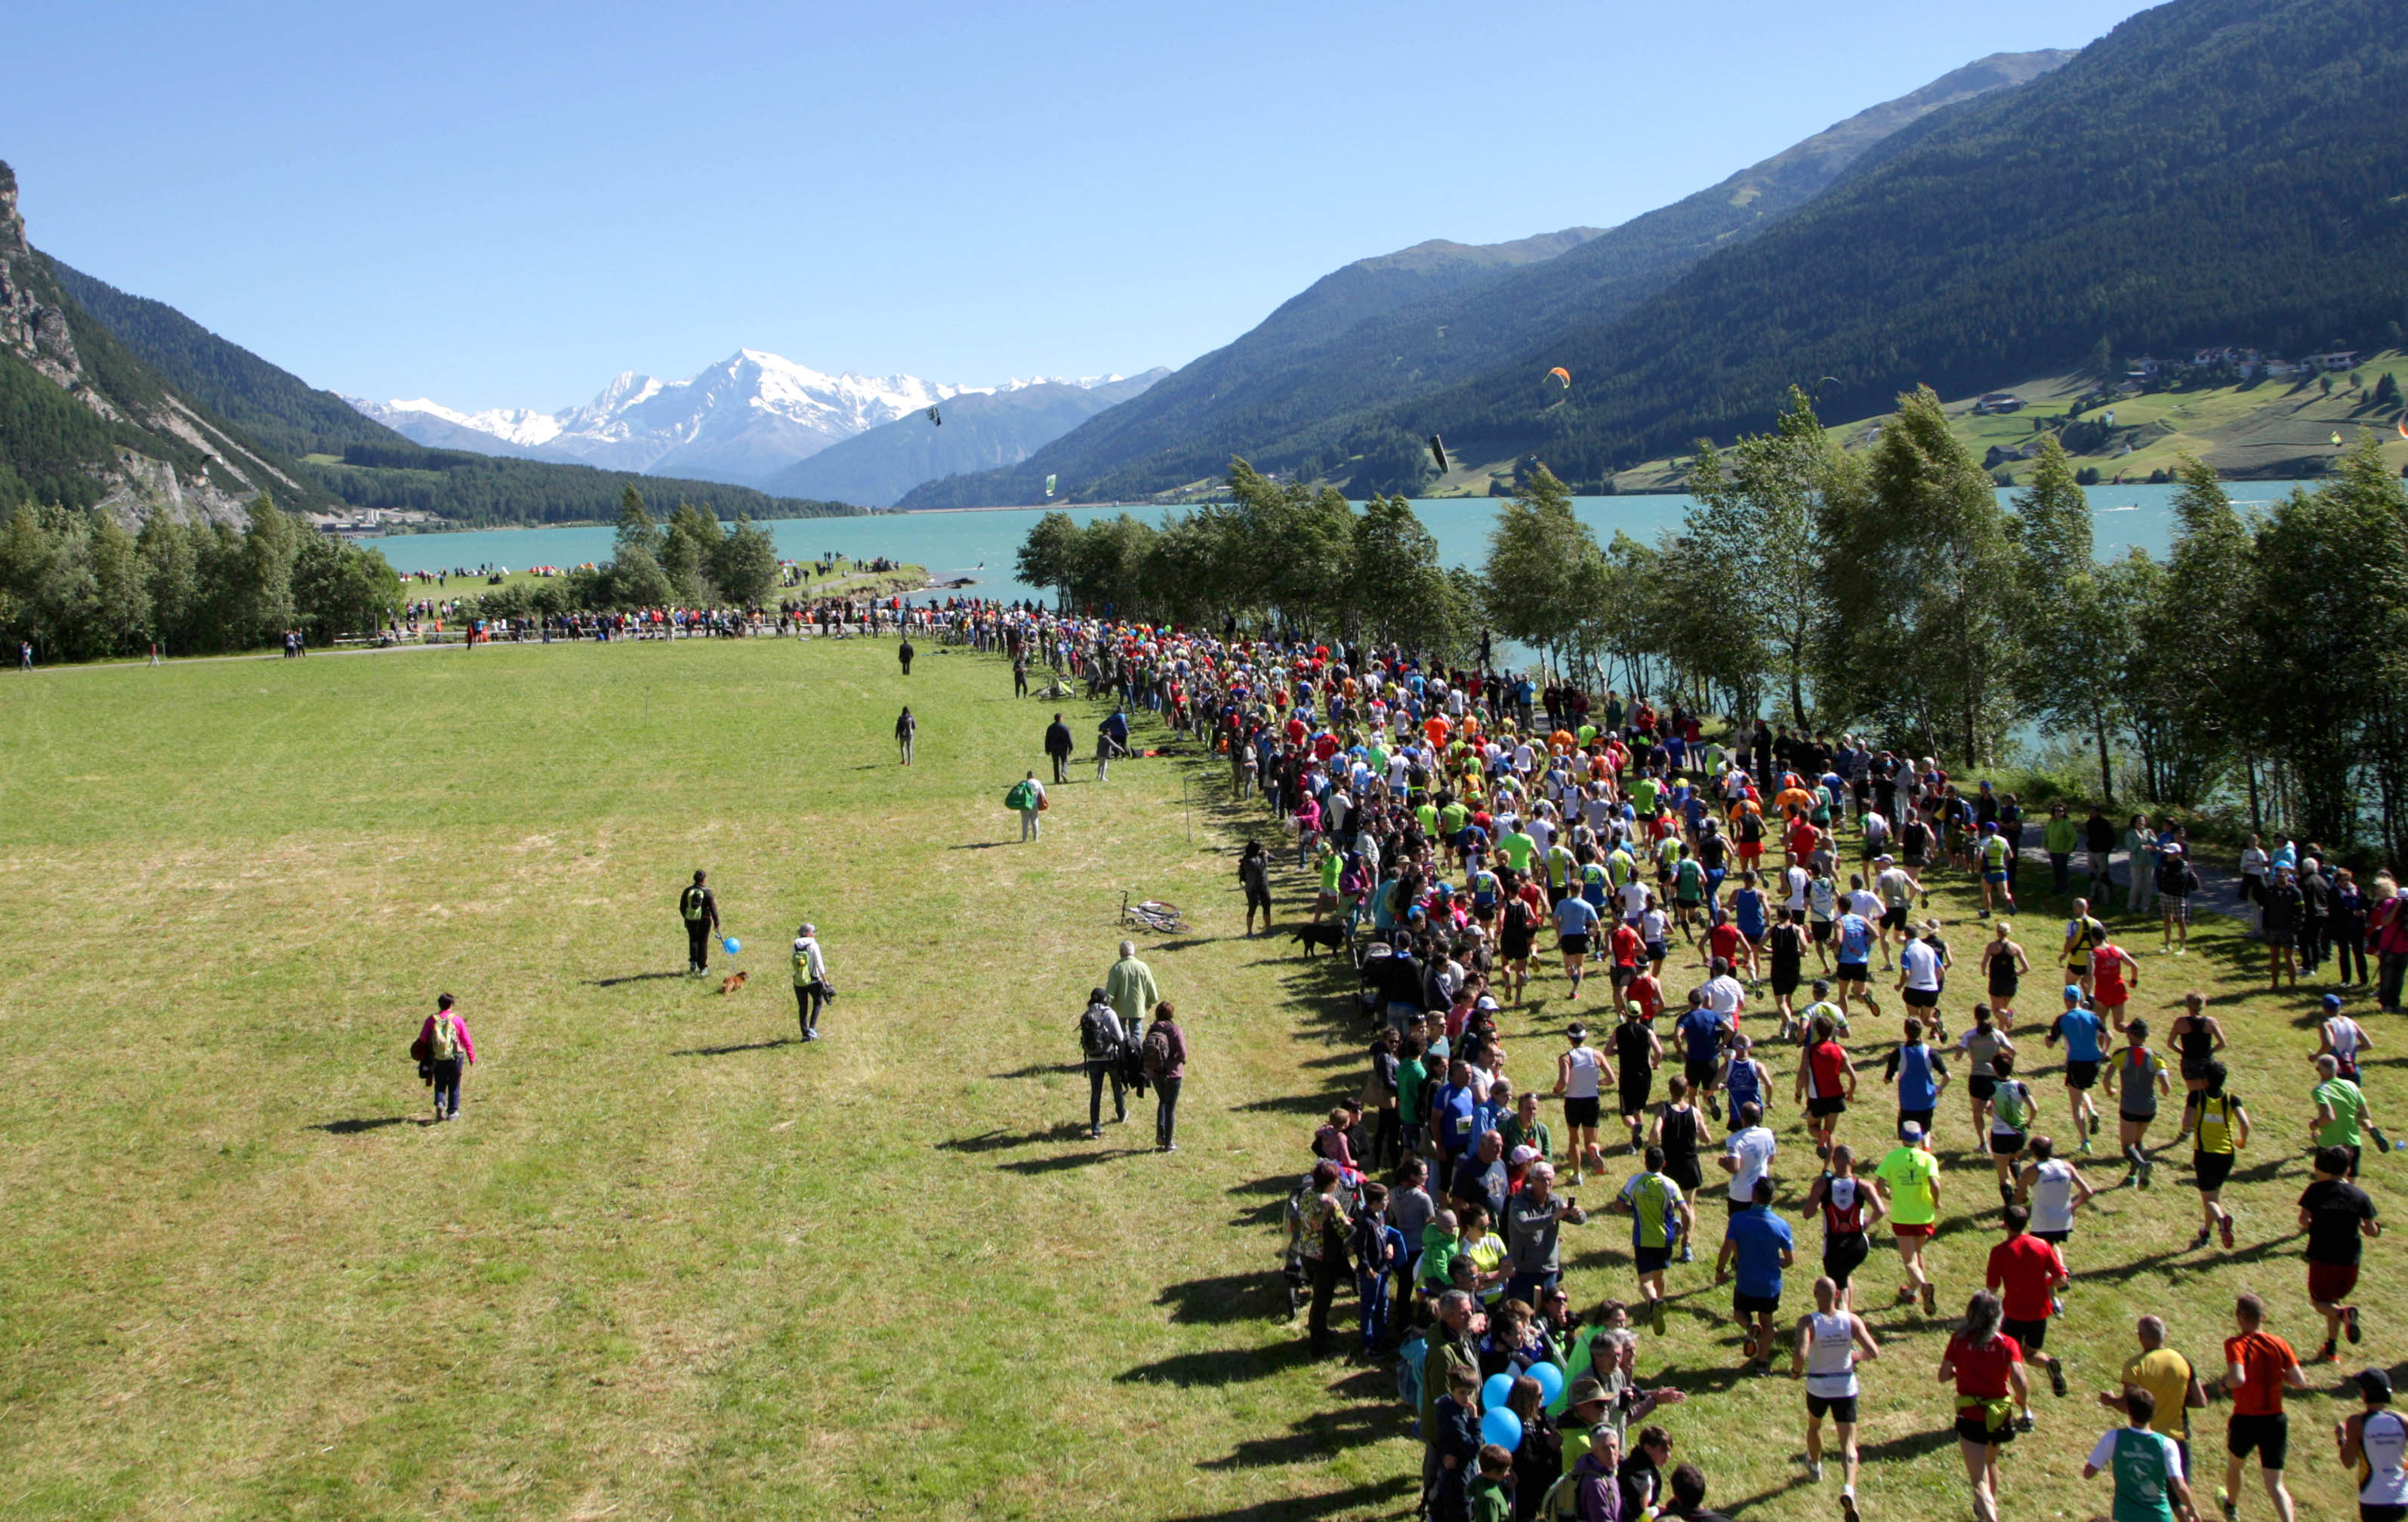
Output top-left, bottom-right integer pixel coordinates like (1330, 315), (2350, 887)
(1677, 995), (1728, 1117)
(1716, 1178), (1796, 1373)
(1882, 1018), (1949, 1138)
(2046, 984), (2108, 1150)
(1835, 910), (1881, 1018)
(1556, 892), (1601, 997)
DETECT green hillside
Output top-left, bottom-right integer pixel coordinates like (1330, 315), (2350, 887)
(1408, 0), (2408, 484)
(896, 49), (2070, 509)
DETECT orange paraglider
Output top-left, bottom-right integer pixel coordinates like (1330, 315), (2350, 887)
(1547, 366), (1571, 388)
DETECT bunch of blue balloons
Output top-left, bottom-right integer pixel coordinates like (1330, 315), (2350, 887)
(1476, 1362), (1563, 1450)
(723, 937), (741, 955)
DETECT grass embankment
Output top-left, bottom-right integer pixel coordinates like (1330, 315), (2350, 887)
(1592, 353), (2408, 494)
(0, 641), (2392, 1520)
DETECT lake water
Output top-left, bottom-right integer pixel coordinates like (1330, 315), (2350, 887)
(364, 482), (2317, 605)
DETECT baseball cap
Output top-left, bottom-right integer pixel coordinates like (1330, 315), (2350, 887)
(2064, 984), (2086, 1003)
(2360, 1368), (2394, 1401)
(1475, 996), (1501, 1012)
(2323, 993), (2345, 1011)
(1901, 1120), (1925, 1141)
(1510, 1145), (1541, 1166)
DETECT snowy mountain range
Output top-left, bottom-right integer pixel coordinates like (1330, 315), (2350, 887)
(343, 350), (1139, 489)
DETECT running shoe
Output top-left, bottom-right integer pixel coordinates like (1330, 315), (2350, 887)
(2049, 1359), (2068, 1398)
(2347, 1306), (2363, 1345)
(2089, 1111), (2101, 1136)
(1652, 1298), (1667, 1336)
(1921, 1280), (1937, 1315)
(2191, 1228), (2211, 1252)
(1808, 1461), (1823, 1481)
(1841, 1486), (1860, 1522)
(2220, 1213), (2237, 1250)
(2219, 1489), (2239, 1522)
(2314, 1339), (2339, 1363)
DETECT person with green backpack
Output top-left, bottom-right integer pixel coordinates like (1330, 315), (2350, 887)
(409, 994), (476, 1123)
(1007, 771), (1048, 842)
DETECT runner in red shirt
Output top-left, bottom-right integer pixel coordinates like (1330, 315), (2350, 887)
(1707, 917), (1747, 977)
(1793, 1016), (1858, 1160)
(1939, 1290), (2028, 1522)
(2221, 1292), (2308, 1522)
(1610, 920), (1647, 1004)
(1983, 1207), (2070, 1414)
(2089, 941), (2141, 1032)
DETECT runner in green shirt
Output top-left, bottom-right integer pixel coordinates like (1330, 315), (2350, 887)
(1614, 1147), (1693, 1332)
(2314, 1053), (2376, 1175)
(1499, 827), (1538, 877)
(1629, 776), (1661, 815)
(2081, 1390), (2193, 1522)
(1873, 1126), (1944, 1314)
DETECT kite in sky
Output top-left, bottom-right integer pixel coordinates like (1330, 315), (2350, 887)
(1428, 435), (1450, 473)
(927, 405), (942, 426)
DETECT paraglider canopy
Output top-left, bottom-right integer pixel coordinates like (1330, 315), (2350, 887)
(926, 405), (942, 426)
(1427, 435), (1449, 473)
(1546, 366), (1571, 388)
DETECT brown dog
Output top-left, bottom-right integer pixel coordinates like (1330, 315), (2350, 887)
(719, 969), (749, 995)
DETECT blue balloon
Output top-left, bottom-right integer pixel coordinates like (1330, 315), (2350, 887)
(1481, 1373), (1516, 1411)
(722, 937), (741, 955)
(1528, 1360), (1565, 1405)
(1480, 1407), (1523, 1451)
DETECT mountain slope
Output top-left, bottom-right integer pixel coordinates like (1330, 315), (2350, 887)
(1410, 0), (2408, 481)
(762, 370), (1167, 506)
(1, 162), (336, 522)
(896, 48), (2071, 509)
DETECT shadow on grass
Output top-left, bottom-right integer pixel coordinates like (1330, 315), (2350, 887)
(1157, 1476), (1417, 1520)
(1117, 1338), (1315, 1388)
(671, 1038), (794, 1057)
(990, 1062), (1075, 1080)
(998, 1148), (1127, 1175)
(1160, 1274), (1282, 1325)
(1197, 1402), (1400, 1469)
(590, 970), (689, 987)
(1232, 1091), (1347, 1117)
(313, 1117), (409, 1135)
(936, 1122), (1088, 1153)
(947, 841), (1011, 852)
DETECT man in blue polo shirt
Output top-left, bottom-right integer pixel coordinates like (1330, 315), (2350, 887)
(1556, 891), (1602, 997)
(1716, 1176), (1796, 1374)
(2046, 984), (2108, 1152)
(1431, 1057), (1478, 1169)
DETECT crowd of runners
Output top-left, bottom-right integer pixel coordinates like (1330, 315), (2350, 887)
(881, 599), (2403, 1522)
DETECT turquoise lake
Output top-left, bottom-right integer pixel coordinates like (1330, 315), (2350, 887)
(364, 483), (2318, 606)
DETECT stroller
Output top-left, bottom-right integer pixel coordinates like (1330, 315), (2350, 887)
(1278, 1163), (1365, 1319)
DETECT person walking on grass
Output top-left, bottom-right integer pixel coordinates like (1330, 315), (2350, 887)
(2082, 1385), (2199, 1522)
(412, 994), (476, 1122)
(1791, 1273), (1879, 1512)
(896, 633), (914, 676)
(1078, 987), (1127, 1138)
(1940, 1288), (2028, 1522)
(1143, 1000), (1188, 1151)
(895, 705), (916, 766)
(1009, 771), (1047, 841)
(791, 922), (831, 1040)
(679, 870), (720, 975)
(2220, 1292), (2308, 1522)
(2300, 1143), (2381, 1365)
(2336, 1368), (2408, 1522)
(1044, 713), (1074, 784)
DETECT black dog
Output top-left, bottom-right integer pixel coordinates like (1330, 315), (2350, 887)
(1290, 922), (1349, 957)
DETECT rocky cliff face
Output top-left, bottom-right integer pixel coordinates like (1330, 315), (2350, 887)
(0, 161), (288, 526)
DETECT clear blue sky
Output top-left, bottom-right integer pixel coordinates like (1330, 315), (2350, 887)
(5, 0), (2159, 411)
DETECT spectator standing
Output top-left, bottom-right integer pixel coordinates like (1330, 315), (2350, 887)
(679, 870), (720, 975)
(1044, 713), (1074, 783)
(895, 705), (916, 765)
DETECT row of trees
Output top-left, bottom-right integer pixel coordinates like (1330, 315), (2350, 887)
(1013, 464), (1480, 658)
(0, 494), (401, 661)
(1016, 385), (2408, 860)
(458, 489), (783, 623)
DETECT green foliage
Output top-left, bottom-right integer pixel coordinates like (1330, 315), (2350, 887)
(0, 496), (398, 659)
(708, 517), (780, 608)
(1814, 387), (2020, 763)
(313, 443), (859, 528)
(1476, 464), (1596, 673)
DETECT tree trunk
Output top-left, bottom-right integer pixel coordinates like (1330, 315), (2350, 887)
(2095, 721), (2114, 805)
(2245, 755), (2263, 834)
(1790, 667), (1807, 732)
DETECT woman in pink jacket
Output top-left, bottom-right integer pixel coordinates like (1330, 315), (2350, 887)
(412, 994), (477, 1122)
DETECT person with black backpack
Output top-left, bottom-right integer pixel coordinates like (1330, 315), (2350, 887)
(1078, 987), (1127, 1139)
(678, 870), (720, 975)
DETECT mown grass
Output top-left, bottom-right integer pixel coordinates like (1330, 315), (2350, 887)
(0, 639), (2393, 1521)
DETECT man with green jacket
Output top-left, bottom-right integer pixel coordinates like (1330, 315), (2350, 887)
(2043, 803), (2082, 901)
(1105, 941), (1159, 1032)
(1421, 1290), (1484, 1505)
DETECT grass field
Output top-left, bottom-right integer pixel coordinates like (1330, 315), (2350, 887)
(0, 639), (2395, 1521)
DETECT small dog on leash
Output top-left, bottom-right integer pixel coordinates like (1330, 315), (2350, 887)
(1290, 922), (1349, 957)
(719, 970), (749, 994)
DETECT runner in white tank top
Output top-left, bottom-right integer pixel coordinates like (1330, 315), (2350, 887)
(1805, 1310), (1861, 1399)
(2029, 1158), (2077, 1236)
(1790, 1276), (1878, 1506)
(1563, 1045), (1602, 1099)
(2353, 1396), (2408, 1513)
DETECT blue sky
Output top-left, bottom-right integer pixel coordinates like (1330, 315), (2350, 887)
(5, 0), (2158, 411)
